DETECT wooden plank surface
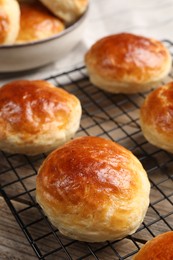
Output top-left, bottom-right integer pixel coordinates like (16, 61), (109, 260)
(0, 196), (37, 260)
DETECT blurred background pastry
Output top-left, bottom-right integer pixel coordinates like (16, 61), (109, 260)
(39, 0), (89, 25)
(0, 0), (20, 44)
(0, 80), (81, 155)
(85, 33), (172, 94)
(133, 231), (173, 259)
(16, 0), (65, 43)
(36, 136), (150, 242)
(140, 82), (173, 153)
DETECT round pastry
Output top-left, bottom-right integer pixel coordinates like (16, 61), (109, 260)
(0, 0), (20, 44)
(85, 33), (172, 94)
(140, 82), (173, 153)
(39, 0), (89, 25)
(16, 1), (65, 43)
(133, 231), (173, 259)
(0, 80), (81, 155)
(36, 136), (150, 242)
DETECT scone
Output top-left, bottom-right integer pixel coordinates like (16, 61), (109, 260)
(133, 231), (173, 259)
(36, 136), (150, 242)
(85, 33), (172, 94)
(140, 82), (173, 153)
(0, 80), (81, 155)
(0, 0), (20, 44)
(39, 0), (88, 25)
(16, 1), (65, 43)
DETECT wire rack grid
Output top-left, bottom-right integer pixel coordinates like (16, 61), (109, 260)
(0, 40), (173, 260)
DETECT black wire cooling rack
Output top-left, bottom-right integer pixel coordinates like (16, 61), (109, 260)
(0, 40), (173, 260)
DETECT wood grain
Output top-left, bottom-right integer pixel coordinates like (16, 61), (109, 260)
(0, 197), (37, 260)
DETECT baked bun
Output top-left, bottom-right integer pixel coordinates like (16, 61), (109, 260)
(0, 80), (81, 155)
(39, 0), (88, 25)
(0, 0), (20, 44)
(140, 82), (173, 153)
(16, 1), (64, 43)
(133, 231), (173, 259)
(85, 33), (172, 94)
(36, 136), (150, 242)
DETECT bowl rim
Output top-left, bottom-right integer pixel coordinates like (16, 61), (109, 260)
(0, 5), (89, 49)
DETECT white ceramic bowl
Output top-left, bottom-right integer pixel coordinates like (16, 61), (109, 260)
(0, 7), (89, 72)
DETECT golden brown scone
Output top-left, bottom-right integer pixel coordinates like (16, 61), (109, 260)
(140, 82), (173, 153)
(36, 136), (150, 242)
(16, 1), (65, 43)
(0, 0), (20, 44)
(0, 80), (81, 155)
(39, 0), (88, 25)
(85, 33), (172, 94)
(133, 231), (173, 259)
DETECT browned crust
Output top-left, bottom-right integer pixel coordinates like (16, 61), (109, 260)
(0, 80), (78, 137)
(16, 2), (64, 43)
(134, 231), (173, 259)
(85, 33), (171, 84)
(140, 82), (173, 136)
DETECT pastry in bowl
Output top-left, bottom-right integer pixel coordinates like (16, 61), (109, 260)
(85, 33), (172, 94)
(36, 136), (150, 242)
(140, 82), (173, 153)
(0, 0), (20, 44)
(0, 0), (89, 72)
(16, 1), (65, 43)
(39, 0), (89, 25)
(133, 231), (173, 259)
(0, 80), (81, 155)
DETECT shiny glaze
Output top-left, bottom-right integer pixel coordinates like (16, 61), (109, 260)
(0, 5), (9, 43)
(0, 80), (77, 134)
(85, 33), (169, 82)
(16, 2), (64, 43)
(37, 136), (140, 207)
(141, 82), (173, 134)
(134, 231), (173, 260)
